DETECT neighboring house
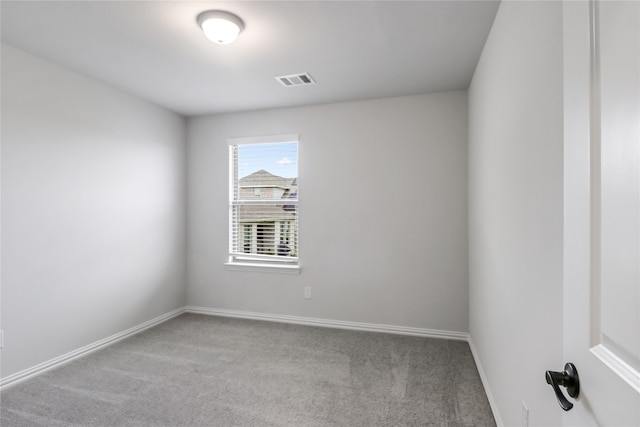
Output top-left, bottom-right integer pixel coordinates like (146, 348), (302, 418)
(238, 169), (298, 257)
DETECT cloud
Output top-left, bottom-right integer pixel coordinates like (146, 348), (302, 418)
(276, 157), (292, 165)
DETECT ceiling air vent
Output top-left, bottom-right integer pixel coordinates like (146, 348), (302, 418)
(276, 73), (315, 87)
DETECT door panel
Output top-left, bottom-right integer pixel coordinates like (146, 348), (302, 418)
(563, 1), (640, 425)
(598, 0), (640, 376)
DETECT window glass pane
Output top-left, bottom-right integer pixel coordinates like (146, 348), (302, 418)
(229, 139), (298, 263)
(237, 142), (299, 200)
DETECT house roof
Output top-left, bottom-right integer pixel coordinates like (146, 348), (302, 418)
(240, 170), (296, 189)
(238, 170), (297, 222)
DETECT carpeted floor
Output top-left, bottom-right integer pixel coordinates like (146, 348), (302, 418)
(1, 314), (496, 426)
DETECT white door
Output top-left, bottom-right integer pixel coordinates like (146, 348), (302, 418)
(563, 0), (640, 426)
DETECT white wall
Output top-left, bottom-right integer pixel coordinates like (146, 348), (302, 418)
(468, 2), (564, 426)
(1, 45), (187, 378)
(188, 92), (469, 333)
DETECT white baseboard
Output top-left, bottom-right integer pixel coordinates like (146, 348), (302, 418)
(185, 306), (469, 341)
(0, 307), (186, 390)
(468, 337), (504, 427)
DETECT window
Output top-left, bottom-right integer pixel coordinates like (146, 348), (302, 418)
(227, 134), (299, 273)
(243, 224), (252, 253)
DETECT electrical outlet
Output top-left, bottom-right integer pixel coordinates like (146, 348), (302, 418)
(304, 286), (312, 299)
(521, 401), (529, 427)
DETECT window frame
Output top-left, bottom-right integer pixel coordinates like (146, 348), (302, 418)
(225, 134), (301, 274)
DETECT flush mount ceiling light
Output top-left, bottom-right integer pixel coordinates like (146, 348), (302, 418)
(197, 10), (244, 45)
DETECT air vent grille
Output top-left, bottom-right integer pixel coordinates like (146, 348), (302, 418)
(276, 73), (315, 87)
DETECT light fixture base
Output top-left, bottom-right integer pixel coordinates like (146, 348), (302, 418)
(197, 10), (245, 45)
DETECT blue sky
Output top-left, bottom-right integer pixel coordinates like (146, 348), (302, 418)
(238, 142), (298, 179)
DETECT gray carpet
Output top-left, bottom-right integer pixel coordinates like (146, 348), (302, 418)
(1, 314), (496, 426)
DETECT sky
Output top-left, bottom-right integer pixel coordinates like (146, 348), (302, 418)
(237, 142), (298, 179)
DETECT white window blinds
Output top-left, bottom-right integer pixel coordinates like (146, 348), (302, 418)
(228, 135), (299, 268)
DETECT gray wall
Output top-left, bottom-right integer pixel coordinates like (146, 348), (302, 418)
(187, 92), (469, 333)
(468, 2), (564, 426)
(1, 45), (188, 378)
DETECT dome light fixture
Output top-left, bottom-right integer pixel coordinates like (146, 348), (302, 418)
(197, 10), (244, 45)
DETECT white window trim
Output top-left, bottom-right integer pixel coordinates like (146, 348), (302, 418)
(227, 134), (300, 274)
(228, 134), (298, 146)
(224, 262), (301, 274)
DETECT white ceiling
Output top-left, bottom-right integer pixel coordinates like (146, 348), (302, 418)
(1, 1), (500, 117)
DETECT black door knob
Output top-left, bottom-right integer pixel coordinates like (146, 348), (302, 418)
(545, 363), (580, 411)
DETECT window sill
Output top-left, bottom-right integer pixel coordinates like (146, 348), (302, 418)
(224, 262), (301, 275)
